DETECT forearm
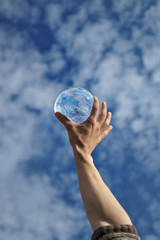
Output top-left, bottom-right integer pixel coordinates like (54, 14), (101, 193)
(73, 146), (132, 231)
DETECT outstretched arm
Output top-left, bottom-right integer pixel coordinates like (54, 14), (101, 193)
(55, 97), (132, 231)
(73, 150), (132, 231)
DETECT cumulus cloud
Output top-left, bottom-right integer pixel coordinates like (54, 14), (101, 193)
(0, 0), (160, 240)
(0, 172), (88, 240)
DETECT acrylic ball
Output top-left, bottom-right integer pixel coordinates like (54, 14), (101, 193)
(54, 87), (94, 123)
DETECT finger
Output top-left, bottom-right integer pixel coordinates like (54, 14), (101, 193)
(101, 112), (112, 131)
(55, 112), (71, 128)
(97, 101), (107, 125)
(100, 125), (113, 140)
(104, 112), (112, 126)
(89, 96), (99, 120)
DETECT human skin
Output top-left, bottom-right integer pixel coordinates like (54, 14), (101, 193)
(55, 96), (132, 231)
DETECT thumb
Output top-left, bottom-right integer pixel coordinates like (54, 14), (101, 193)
(55, 112), (71, 128)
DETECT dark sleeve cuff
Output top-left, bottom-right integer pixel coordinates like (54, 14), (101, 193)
(91, 224), (140, 240)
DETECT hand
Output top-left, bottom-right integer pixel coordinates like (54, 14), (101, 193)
(55, 97), (113, 155)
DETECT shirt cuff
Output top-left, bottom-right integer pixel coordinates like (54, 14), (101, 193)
(91, 224), (140, 240)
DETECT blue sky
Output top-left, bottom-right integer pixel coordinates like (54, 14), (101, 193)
(0, 0), (160, 239)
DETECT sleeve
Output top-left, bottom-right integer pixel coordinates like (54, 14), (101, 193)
(91, 224), (141, 240)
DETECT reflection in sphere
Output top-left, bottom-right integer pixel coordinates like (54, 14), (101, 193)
(54, 87), (94, 123)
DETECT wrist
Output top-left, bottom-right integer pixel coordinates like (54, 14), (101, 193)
(72, 145), (93, 163)
(72, 144), (90, 156)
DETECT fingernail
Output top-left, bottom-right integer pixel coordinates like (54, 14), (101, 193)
(55, 112), (60, 117)
(94, 96), (97, 101)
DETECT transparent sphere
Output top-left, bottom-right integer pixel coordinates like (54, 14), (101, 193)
(54, 87), (94, 123)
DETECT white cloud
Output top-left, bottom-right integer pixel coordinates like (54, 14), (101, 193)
(143, 1), (160, 38)
(131, 118), (144, 132)
(56, 16), (118, 85)
(145, 236), (159, 240)
(0, 27), (66, 177)
(113, 0), (134, 12)
(153, 69), (160, 83)
(142, 47), (160, 71)
(45, 3), (62, 30)
(113, 39), (133, 53)
(0, 172), (89, 240)
(0, 0), (40, 24)
(50, 59), (65, 73)
(153, 221), (160, 235)
(0, 0), (29, 21)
